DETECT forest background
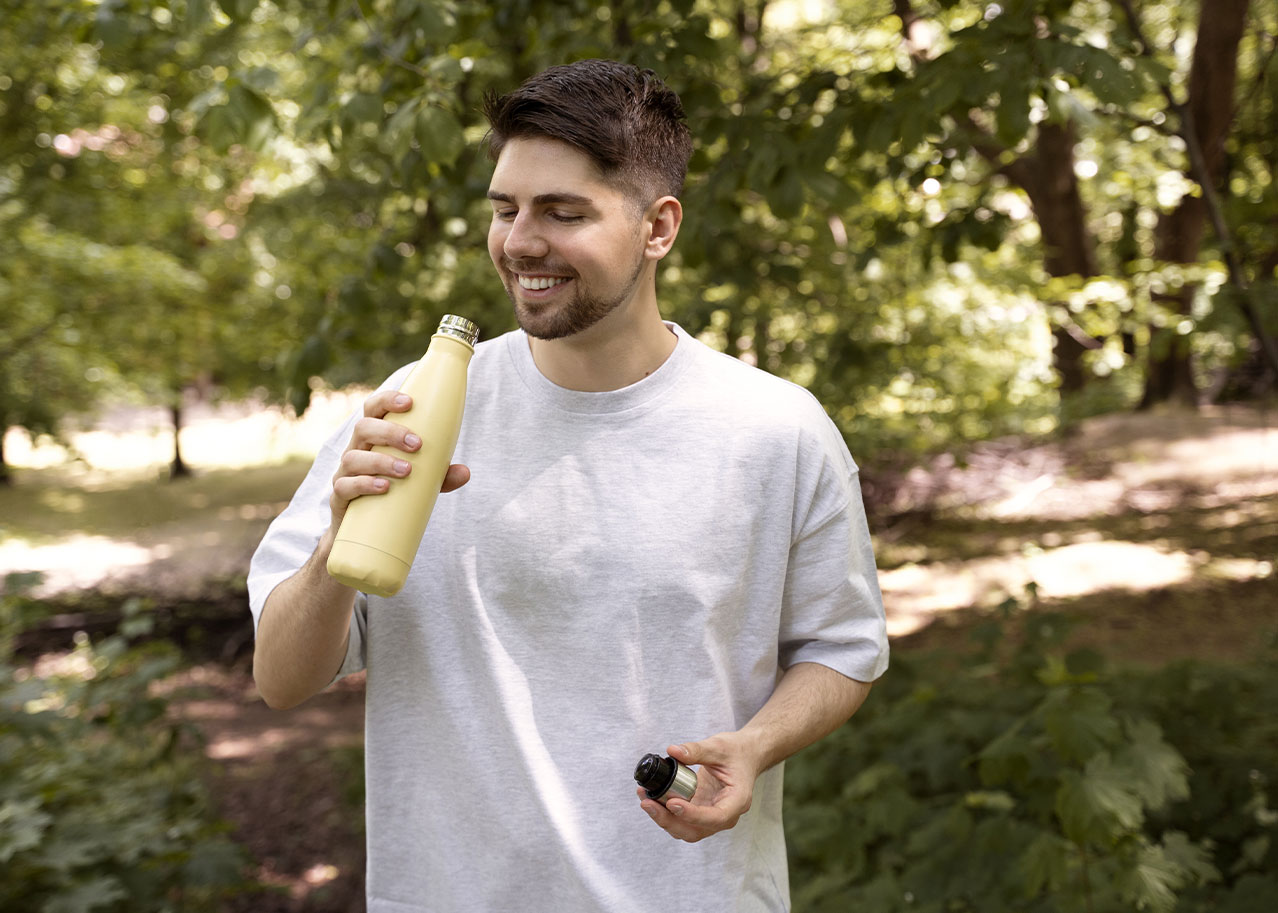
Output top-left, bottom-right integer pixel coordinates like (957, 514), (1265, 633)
(1, 0), (1275, 911)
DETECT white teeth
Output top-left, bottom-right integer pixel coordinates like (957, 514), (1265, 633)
(517, 275), (569, 291)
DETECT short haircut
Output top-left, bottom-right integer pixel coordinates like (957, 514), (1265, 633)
(482, 59), (693, 204)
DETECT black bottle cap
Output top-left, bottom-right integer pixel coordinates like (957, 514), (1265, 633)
(634, 752), (677, 799)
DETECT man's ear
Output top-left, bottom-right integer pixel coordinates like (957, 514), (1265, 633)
(643, 196), (683, 261)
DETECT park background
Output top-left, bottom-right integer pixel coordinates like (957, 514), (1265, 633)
(1, 0), (1275, 910)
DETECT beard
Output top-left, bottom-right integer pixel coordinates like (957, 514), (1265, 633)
(501, 253), (647, 341)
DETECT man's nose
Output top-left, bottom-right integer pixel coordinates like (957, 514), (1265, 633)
(503, 213), (550, 261)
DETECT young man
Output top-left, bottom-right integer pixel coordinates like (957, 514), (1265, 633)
(249, 59), (888, 912)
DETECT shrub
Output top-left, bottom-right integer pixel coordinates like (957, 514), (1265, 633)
(1, 574), (246, 912)
(785, 603), (1278, 912)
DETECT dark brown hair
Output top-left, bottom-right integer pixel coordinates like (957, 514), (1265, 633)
(482, 59), (693, 203)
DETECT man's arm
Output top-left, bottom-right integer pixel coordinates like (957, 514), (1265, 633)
(253, 528), (358, 710)
(637, 661), (872, 842)
(251, 388), (468, 710)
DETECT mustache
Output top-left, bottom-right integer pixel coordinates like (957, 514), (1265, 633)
(501, 257), (576, 276)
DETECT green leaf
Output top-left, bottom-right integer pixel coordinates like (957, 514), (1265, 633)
(1040, 686), (1120, 763)
(1077, 47), (1143, 108)
(1114, 835), (1218, 913)
(860, 108), (897, 154)
(382, 97), (421, 161)
(1056, 753), (1144, 844)
(1117, 842), (1183, 913)
(996, 81), (1032, 146)
(1018, 831), (1073, 896)
(216, 0), (261, 21)
(183, 0), (213, 36)
(0, 797), (52, 863)
(978, 724), (1034, 786)
(767, 166), (804, 220)
(415, 105), (464, 167)
(40, 875), (127, 913)
(1160, 831), (1220, 887)
(1115, 719), (1189, 811)
(341, 92), (384, 136)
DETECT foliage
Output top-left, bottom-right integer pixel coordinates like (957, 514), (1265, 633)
(0, 575), (246, 912)
(3, 0), (1275, 477)
(785, 600), (1278, 912)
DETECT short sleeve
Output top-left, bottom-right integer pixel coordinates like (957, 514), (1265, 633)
(777, 417), (889, 683)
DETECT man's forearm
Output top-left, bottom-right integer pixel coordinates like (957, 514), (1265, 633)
(253, 530), (357, 710)
(739, 661), (873, 773)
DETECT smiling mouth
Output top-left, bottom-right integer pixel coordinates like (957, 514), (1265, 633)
(516, 275), (571, 291)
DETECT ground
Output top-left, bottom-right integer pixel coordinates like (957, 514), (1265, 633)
(3, 402), (1275, 911)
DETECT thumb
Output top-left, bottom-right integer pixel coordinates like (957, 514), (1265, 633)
(441, 463), (470, 492)
(669, 737), (722, 767)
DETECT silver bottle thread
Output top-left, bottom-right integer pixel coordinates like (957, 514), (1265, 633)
(634, 753), (698, 805)
(436, 314), (480, 347)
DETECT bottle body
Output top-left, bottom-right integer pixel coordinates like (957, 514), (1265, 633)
(326, 317), (478, 597)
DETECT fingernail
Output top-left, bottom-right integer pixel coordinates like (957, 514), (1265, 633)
(405, 434), (421, 449)
(394, 394), (410, 407)
(393, 460), (410, 475)
(668, 803), (684, 816)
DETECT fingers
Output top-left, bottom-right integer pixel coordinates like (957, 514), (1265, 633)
(637, 786), (745, 844)
(329, 389), (471, 522)
(332, 449), (412, 504)
(639, 733), (760, 842)
(349, 416), (422, 456)
(364, 389), (413, 419)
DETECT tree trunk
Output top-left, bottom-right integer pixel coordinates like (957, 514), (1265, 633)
(0, 427), (10, 487)
(1004, 121), (1101, 394)
(1140, 0), (1251, 409)
(893, 0), (1102, 396)
(170, 401), (191, 480)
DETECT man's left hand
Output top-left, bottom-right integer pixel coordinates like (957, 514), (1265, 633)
(636, 732), (763, 843)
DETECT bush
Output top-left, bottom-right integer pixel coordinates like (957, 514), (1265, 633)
(785, 602), (1278, 912)
(1, 573), (246, 912)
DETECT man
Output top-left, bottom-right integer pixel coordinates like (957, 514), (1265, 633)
(248, 59), (888, 912)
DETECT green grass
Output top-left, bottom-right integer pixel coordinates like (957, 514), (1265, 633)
(0, 461), (311, 545)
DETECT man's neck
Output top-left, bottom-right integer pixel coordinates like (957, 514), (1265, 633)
(527, 304), (677, 392)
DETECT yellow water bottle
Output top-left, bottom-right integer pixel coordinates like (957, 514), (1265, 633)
(326, 314), (479, 596)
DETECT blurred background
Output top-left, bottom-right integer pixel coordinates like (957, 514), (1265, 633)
(1, 0), (1275, 910)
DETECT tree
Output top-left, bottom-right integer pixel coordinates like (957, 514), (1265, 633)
(8, 0), (1273, 484)
(0, 0), (316, 480)
(850, 0), (1274, 410)
(1117, 0), (1272, 406)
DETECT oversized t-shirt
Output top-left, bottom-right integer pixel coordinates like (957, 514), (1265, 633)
(248, 322), (889, 912)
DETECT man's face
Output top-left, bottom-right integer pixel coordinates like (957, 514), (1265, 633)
(487, 137), (649, 341)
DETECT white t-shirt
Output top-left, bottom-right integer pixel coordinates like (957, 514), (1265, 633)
(248, 322), (888, 912)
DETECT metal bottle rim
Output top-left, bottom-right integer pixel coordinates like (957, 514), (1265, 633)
(436, 314), (480, 347)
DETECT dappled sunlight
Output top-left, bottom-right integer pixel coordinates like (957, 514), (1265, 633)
(0, 534), (154, 595)
(174, 684), (364, 763)
(880, 538), (1274, 637)
(4, 387), (369, 475)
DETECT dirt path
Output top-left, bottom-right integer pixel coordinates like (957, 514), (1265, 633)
(163, 663), (369, 912)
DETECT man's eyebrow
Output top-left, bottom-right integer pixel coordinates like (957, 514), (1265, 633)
(486, 191), (595, 206)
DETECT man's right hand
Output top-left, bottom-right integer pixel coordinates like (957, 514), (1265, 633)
(328, 389), (471, 529)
